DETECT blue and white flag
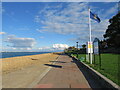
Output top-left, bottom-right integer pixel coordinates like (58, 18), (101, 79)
(90, 11), (101, 23)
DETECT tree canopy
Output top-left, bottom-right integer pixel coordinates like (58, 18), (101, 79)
(104, 12), (120, 48)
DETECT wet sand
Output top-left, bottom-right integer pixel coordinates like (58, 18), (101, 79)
(1, 53), (59, 74)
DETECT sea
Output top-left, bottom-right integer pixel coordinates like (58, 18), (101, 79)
(0, 52), (51, 58)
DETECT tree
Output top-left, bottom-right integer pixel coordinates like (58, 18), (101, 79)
(68, 46), (76, 50)
(99, 40), (108, 49)
(81, 44), (86, 49)
(103, 12), (120, 48)
(64, 46), (77, 53)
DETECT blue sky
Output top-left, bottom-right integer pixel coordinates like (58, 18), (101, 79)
(1, 2), (118, 52)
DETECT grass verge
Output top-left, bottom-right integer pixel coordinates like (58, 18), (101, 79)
(72, 53), (120, 86)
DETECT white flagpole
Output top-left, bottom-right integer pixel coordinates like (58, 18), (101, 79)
(88, 8), (92, 64)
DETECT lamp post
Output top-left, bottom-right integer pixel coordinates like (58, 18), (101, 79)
(76, 42), (78, 59)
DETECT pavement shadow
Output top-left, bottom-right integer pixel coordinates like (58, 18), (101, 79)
(49, 61), (66, 63)
(53, 52), (63, 55)
(44, 64), (62, 68)
(72, 58), (103, 89)
(71, 61), (75, 63)
(31, 58), (38, 60)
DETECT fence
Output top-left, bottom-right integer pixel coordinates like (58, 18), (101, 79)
(71, 38), (120, 86)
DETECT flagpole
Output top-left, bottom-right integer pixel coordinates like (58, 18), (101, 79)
(88, 8), (92, 64)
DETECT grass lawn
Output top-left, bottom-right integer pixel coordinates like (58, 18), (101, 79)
(72, 53), (120, 86)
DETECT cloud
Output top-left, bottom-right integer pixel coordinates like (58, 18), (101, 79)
(53, 44), (69, 50)
(38, 46), (51, 50)
(102, 4), (118, 19)
(35, 2), (89, 35)
(0, 32), (6, 35)
(34, 15), (40, 23)
(35, 2), (116, 43)
(6, 35), (36, 48)
(38, 44), (69, 51)
(36, 29), (45, 33)
(2, 46), (34, 52)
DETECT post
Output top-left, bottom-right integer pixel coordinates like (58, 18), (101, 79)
(98, 41), (101, 69)
(76, 42), (78, 59)
(88, 8), (93, 64)
(93, 42), (95, 65)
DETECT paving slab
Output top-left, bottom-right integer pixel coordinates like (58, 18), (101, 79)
(35, 55), (90, 88)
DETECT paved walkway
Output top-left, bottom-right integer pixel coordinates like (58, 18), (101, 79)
(35, 55), (90, 88)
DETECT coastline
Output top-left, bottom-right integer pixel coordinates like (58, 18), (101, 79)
(1, 52), (52, 59)
(1, 52), (60, 74)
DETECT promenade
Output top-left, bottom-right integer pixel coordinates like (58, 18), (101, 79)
(3, 54), (102, 88)
(35, 54), (90, 88)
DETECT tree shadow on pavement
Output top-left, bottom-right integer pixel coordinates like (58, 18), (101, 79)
(49, 61), (66, 63)
(72, 58), (104, 89)
(71, 61), (75, 63)
(52, 52), (64, 55)
(44, 64), (62, 68)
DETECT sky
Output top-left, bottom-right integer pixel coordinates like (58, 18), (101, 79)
(0, 2), (119, 52)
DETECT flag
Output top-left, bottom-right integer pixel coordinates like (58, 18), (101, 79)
(90, 11), (101, 23)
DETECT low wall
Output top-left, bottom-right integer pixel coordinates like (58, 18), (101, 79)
(71, 55), (119, 89)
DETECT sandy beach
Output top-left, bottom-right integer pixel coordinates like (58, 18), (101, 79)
(1, 53), (59, 74)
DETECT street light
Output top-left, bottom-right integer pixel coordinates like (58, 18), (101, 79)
(76, 42), (78, 59)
